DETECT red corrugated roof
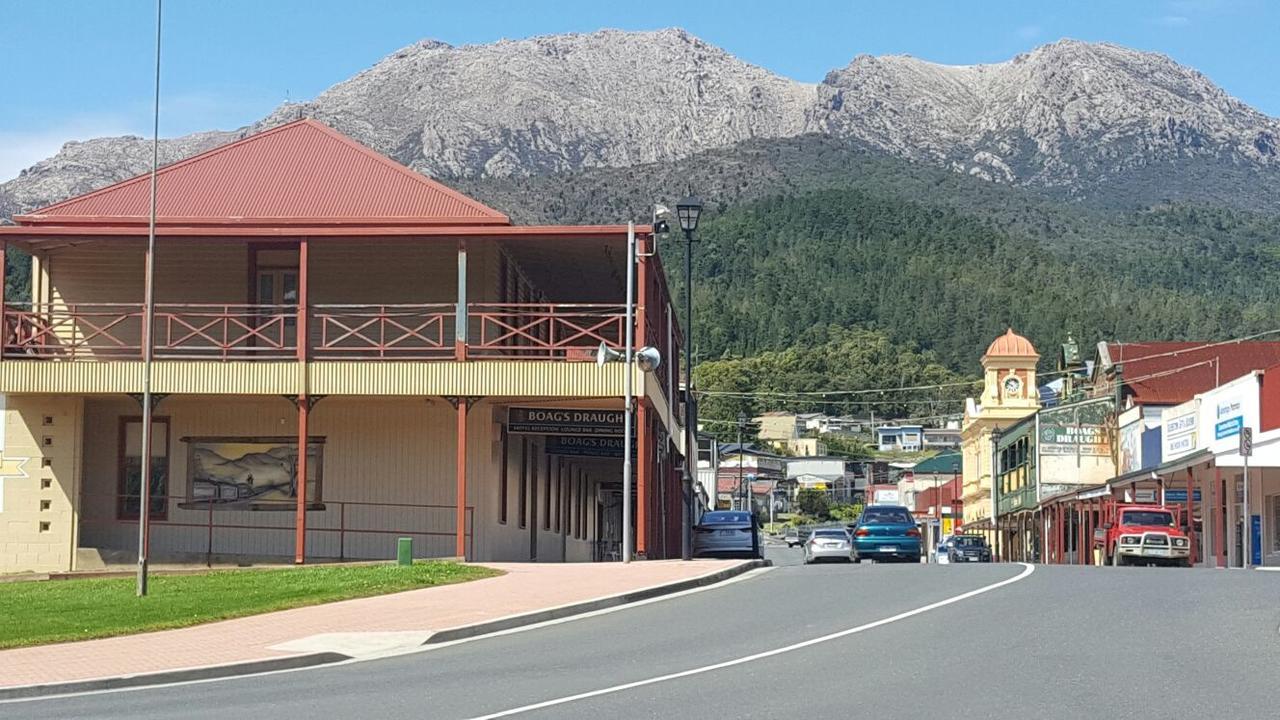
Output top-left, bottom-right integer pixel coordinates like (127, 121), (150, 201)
(1103, 341), (1280, 405)
(15, 119), (508, 227)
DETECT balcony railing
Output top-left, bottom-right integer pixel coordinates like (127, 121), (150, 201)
(314, 304), (454, 360)
(1, 302), (634, 362)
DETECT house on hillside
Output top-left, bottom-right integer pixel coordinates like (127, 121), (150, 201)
(716, 444), (787, 511)
(785, 456), (864, 504)
(876, 425), (923, 452)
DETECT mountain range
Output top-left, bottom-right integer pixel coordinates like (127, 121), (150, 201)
(4, 28), (1280, 216)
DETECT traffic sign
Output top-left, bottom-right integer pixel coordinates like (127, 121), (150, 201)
(1240, 427), (1253, 457)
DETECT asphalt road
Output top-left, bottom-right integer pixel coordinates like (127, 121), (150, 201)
(8, 546), (1279, 719)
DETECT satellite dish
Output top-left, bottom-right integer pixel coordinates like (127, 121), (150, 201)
(635, 346), (662, 373)
(596, 341), (624, 367)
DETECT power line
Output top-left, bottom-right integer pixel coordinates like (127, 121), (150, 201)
(694, 328), (1280, 402)
(1106, 327), (1280, 367)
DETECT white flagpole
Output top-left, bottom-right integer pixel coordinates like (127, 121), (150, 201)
(622, 222), (635, 563)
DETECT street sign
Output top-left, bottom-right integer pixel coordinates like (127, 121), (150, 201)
(1240, 427), (1253, 457)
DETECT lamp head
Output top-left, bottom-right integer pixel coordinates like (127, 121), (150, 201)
(675, 195), (703, 233)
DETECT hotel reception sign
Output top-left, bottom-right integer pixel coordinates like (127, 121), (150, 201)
(508, 407), (624, 437)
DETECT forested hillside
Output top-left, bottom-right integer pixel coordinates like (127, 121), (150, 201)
(693, 327), (978, 432)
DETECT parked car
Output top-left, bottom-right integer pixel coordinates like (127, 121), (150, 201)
(850, 505), (922, 563)
(935, 534), (953, 564)
(945, 534), (992, 563)
(783, 526), (801, 548)
(804, 527), (854, 564)
(1094, 504), (1191, 567)
(692, 511), (762, 559)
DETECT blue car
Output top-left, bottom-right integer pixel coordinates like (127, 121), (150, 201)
(851, 505), (922, 563)
(692, 511), (762, 559)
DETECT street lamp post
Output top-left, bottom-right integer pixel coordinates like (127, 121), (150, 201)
(676, 195), (702, 561)
(991, 427), (1003, 563)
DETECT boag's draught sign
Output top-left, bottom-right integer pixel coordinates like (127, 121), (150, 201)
(507, 407), (624, 437)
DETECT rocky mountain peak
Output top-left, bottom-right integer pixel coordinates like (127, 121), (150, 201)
(3, 31), (1278, 216)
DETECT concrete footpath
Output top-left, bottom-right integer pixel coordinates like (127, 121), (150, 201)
(0, 559), (760, 698)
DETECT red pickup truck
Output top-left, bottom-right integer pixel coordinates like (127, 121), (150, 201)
(1093, 504), (1192, 567)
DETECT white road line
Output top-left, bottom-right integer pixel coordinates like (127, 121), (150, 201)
(0, 566), (773, 705)
(468, 562), (1037, 720)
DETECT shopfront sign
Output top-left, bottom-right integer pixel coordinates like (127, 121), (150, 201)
(1198, 373), (1260, 454)
(544, 435), (634, 458)
(1162, 399), (1199, 462)
(1215, 394), (1245, 439)
(508, 407), (623, 437)
(1039, 399), (1112, 457)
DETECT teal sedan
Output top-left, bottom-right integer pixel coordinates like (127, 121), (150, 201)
(851, 505), (922, 563)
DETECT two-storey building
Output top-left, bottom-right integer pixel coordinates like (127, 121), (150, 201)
(0, 120), (687, 572)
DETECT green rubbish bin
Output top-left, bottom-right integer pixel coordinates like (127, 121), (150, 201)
(397, 537), (413, 566)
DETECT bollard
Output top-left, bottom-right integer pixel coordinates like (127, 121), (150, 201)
(397, 537), (413, 566)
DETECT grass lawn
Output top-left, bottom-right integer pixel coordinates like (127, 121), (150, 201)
(0, 561), (501, 650)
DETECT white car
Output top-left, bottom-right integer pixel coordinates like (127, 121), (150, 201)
(936, 534), (953, 564)
(803, 527), (854, 564)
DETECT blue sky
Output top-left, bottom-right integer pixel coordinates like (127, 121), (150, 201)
(2, 0), (1276, 179)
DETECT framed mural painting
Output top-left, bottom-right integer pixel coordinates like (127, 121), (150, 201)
(182, 436), (325, 509)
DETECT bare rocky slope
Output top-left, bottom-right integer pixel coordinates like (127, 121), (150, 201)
(4, 29), (1279, 216)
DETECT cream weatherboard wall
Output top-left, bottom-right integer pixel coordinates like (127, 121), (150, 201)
(0, 395), (84, 573)
(69, 394), (606, 567)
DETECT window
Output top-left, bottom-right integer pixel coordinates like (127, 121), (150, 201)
(543, 455), (553, 530)
(569, 468), (578, 538)
(518, 438), (529, 529)
(1120, 510), (1175, 527)
(578, 473), (588, 540)
(118, 417), (170, 520)
(1271, 496), (1280, 552)
(255, 267), (299, 347)
(499, 427), (509, 524)
(555, 459), (564, 533)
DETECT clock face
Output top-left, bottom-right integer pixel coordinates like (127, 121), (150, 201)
(1003, 376), (1022, 396)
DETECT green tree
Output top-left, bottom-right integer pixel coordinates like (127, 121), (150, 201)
(796, 488), (832, 519)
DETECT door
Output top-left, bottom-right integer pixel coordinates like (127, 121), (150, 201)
(255, 268), (298, 350)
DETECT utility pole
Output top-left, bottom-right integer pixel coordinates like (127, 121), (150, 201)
(991, 427), (1003, 563)
(736, 412), (746, 512)
(1241, 426), (1253, 568)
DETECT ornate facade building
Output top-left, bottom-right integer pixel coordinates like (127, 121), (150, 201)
(960, 329), (1042, 530)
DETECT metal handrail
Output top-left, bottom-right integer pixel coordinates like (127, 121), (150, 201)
(81, 491), (475, 565)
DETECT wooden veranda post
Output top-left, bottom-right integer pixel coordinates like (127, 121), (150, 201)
(452, 397), (476, 559)
(294, 236), (310, 565)
(294, 397), (309, 564)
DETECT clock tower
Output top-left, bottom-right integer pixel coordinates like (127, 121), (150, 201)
(980, 328), (1040, 411)
(960, 328), (1042, 532)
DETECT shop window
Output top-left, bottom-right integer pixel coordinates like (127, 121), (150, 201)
(1271, 495), (1280, 553)
(118, 417), (170, 520)
(499, 427), (509, 524)
(543, 455), (553, 531)
(518, 437), (529, 529)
